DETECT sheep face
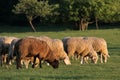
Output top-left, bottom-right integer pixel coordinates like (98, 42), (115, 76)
(91, 56), (98, 64)
(47, 59), (59, 68)
(64, 56), (71, 65)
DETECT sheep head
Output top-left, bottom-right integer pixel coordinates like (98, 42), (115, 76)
(46, 59), (59, 68)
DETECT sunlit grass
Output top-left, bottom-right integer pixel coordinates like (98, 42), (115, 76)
(0, 25), (120, 80)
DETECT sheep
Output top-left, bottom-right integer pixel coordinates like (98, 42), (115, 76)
(36, 36), (71, 65)
(0, 36), (17, 66)
(84, 37), (110, 63)
(62, 37), (83, 60)
(52, 39), (71, 65)
(14, 37), (59, 69)
(2, 36), (17, 62)
(65, 37), (98, 64)
(6, 38), (40, 69)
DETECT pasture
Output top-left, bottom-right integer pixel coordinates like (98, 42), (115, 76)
(0, 25), (120, 80)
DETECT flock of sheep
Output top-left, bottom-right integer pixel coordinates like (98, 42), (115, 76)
(0, 36), (110, 69)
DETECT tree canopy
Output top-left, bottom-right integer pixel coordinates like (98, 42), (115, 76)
(0, 0), (120, 31)
(12, 0), (59, 32)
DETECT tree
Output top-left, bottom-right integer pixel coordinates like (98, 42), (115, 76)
(58, 0), (93, 30)
(89, 0), (105, 29)
(12, 0), (59, 32)
(58, 0), (120, 30)
(100, 0), (120, 23)
(70, 0), (92, 30)
(90, 0), (120, 29)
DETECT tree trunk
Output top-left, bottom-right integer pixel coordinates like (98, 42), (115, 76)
(28, 20), (36, 32)
(95, 17), (99, 29)
(74, 19), (89, 31)
(79, 18), (85, 31)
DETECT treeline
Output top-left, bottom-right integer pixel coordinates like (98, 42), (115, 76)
(0, 0), (120, 31)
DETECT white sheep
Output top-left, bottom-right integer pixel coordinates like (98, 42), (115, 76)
(36, 36), (71, 65)
(65, 37), (98, 64)
(84, 37), (110, 63)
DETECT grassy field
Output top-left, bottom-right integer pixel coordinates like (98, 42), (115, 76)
(0, 25), (120, 80)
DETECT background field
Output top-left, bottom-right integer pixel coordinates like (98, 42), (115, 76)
(0, 25), (120, 80)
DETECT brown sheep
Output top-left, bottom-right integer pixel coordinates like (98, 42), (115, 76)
(14, 38), (59, 69)
(65, 37), (98, 64)
(6, 37), (39, 69)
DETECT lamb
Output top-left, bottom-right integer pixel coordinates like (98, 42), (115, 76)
(84, 37), (110, 63)
(65, 37), (98, 64)
(14, 37), (59, 69)
(36, 36), (71, 65)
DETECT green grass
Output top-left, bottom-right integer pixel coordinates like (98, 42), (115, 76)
(0, 25), (120, 80)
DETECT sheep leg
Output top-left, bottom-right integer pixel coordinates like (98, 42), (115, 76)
(39, 59), (42, 68)
(32, 56), (36, 68)
(103, 55), (107, 63)
(84, 56), (89, 64)
(100, 54), (103, 63)
(16, 57), (22, 69)
(80, 56), (84, 64)
(3, 54), (7, 63)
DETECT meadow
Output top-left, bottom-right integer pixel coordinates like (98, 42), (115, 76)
(0, 25), (120, 80)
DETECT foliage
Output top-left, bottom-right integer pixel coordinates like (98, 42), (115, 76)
(0, 0), (120, 30)
(12, 0), (59, 32)
(57, 0), (120, 30)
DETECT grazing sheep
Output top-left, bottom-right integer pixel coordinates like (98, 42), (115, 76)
(6, 38), (40, 69)
(62, 37), (83, 60)
(37, 36), (71, 65)
(2, 36), (17, 62)
(84, 37), (110, 63)
(14, 38), (59, 69)
(65, 37), (98, 64)
(0, 36), (17, 66)
(52, 39), (71, 65)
